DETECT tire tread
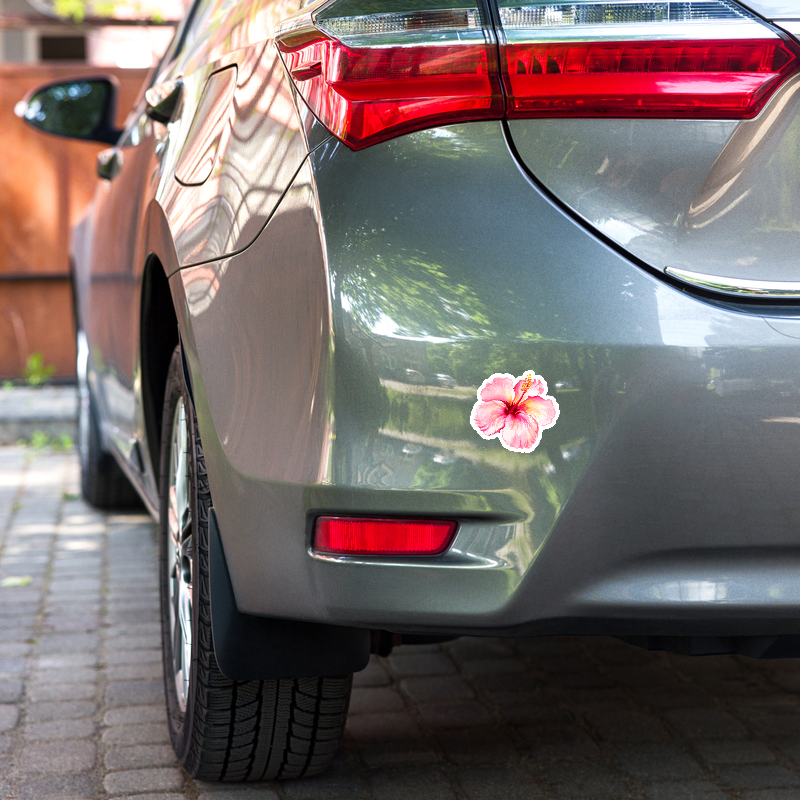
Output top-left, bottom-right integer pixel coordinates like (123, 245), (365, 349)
(159, 347), (351, 783)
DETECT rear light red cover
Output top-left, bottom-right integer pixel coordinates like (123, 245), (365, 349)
(277, 9), (800, 148)
(277, 34), (504, 149)
(314, 516), (457, 556)
(504, 39), (799, 118)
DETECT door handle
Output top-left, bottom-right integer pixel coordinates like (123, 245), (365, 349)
(145, 78), (183, 125)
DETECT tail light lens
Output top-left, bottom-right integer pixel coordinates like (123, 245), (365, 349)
(314, 516), (457, 556)
(276, 3), (504, 150)
(277, 0), (800, 149)
(497, 0), (800, 118)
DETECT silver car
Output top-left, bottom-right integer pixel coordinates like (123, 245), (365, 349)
(18, 0), (800, 781)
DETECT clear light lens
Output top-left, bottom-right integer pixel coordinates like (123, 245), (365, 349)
(318, 8), (482, 37)
(499, 0), (755, 28)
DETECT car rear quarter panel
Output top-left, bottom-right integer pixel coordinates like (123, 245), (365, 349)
(174, 120), (800, 634)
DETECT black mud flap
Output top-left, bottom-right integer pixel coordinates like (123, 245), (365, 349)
(209, 508), (371, 680)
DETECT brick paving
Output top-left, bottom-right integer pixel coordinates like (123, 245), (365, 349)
(4, 447), (800, 798)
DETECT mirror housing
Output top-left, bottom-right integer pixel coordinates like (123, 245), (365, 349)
(145, 78), (183, 125)
(96, 148), (123, 180)
(15, 77), (122, 145)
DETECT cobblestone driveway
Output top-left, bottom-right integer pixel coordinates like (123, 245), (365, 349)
(4, 447), (800, 799)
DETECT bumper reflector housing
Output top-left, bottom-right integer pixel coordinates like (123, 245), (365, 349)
(314, 516), (457, 556)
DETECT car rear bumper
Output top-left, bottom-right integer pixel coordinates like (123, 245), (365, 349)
(172, 121), (800, 638)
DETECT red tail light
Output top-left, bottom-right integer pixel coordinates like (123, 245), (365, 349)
(314, 516), (457, 556)
(276, 31), (504, 150)
(504, 39), (798, 118)
(277, 0), (800, 149)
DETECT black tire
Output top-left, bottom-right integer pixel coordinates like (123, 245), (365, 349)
(77, 333), (141, 509)
(158, 345), (352, 781)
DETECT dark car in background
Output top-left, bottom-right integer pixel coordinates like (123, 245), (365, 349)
(18, 0), (800, 781)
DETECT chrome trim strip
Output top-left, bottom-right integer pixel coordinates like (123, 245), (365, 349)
(666, 266), (800, 297)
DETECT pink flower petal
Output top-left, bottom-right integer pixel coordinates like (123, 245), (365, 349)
(500, 412), (540, 451)
(513, 374), (545, 398)
(472, 400), (508, 436)
(519, 395), (559, 428)
(479, 374), (515, 403)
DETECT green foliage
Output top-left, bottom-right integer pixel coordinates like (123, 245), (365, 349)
(22, 352), (56, 386)
(22, 430), (74, 451)
(49, 0), (168, 22)
(29, 430), (51, 449)
(1, 576), (32, 587)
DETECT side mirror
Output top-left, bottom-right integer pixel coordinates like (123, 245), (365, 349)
(15, 77), (122, 145)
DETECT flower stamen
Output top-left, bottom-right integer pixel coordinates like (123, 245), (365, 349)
(510, 372), (534, 410)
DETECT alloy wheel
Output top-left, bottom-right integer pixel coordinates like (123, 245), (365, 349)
(167, 397), (192, 712)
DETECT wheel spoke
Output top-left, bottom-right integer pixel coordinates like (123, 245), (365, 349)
(166, 396), (193, 713)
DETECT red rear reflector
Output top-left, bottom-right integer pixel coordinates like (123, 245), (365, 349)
(277, 35), (504, 149)
(503, 39), (799, 118)
(314, 516), (457, 556)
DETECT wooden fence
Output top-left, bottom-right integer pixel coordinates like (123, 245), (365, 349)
(0, 64), (149, 380)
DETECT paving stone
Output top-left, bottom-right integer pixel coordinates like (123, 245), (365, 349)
(104, 744), (177, 769)
(643, 780), (729, 799)
(387, 652), (456, 677)
(664, 708), (749, 739)
(103, 767), (184, 794)
(282, 769), (368, 797)
(718, 765), (800, 789)
(370, 767), (457, 800)
(0, 703), (19, 731)
(104, 680), (164, 707)
(24, 719), (97, 740)
(416, 701), (494, 729)
(614, 743), (707, 781)
(358, 742), (439, 768)
(17, 773), (95, 799)
(36, 654), (98, 669)
(20, 740), (96, 773)
(106, 662), (162, 682)
(460, 658), (527, 676)
(198, 791), (280, 800)
(520, 723), (602, 761)
(0, 734), (11, 753)
(436, 728), (520, 765)
(457, 767), (549, 800)
(585, 709), (672, 743)
(400, 675), (474, 704)
(26, 700), (97, 722)
(103, 705), (165, 725)
(0, 678), (23, 702)
(346, 711), (421, 743)
(499, 703), (574, 727)
(105, 635), (160, 651)
(540, 761), (636, 799)
(32, 667), (98, 684)
(104, 649), (162, 666)
(696, 740), (778, 764)
(36, 633), (99, 654)
(111, 795), (186, 800)
(27, 682), (96, 702)
(101, 722), (171, 745)
(0, 657), (27, 675)
(349, 687), (405, 715)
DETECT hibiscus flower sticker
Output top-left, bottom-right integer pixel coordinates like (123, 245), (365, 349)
(470, 371), (559, 453)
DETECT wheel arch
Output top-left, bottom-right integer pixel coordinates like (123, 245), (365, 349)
(140, 254), (179, 487)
